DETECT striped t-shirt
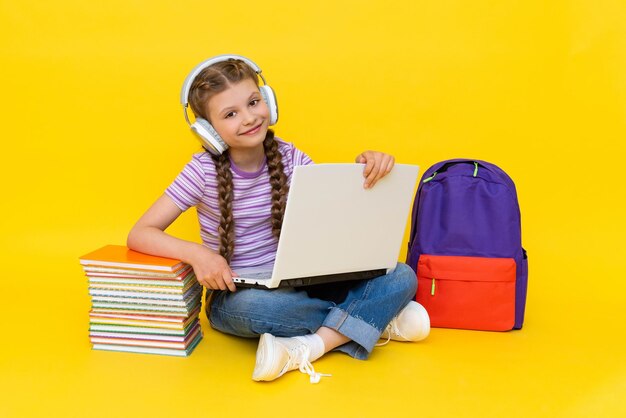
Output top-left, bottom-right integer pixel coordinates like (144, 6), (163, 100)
(165, 138), (313, 270)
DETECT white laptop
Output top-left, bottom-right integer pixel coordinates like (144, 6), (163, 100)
(232, 163), (419, 289)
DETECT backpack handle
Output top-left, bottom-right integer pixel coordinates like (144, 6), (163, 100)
(423, 161), (480, 183)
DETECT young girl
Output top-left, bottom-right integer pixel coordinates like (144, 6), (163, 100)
(127, 55), (430, 383)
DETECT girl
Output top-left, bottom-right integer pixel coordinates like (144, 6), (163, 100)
(127, 55), (430, 383)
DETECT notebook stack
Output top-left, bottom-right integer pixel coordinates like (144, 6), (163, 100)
(79, 245), (203, 357)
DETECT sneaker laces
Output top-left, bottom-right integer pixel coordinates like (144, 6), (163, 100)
(375, 324), (393, 347)
(285, 344), (331, 384)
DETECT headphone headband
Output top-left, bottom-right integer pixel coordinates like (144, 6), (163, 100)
(180, 54), (265, 107)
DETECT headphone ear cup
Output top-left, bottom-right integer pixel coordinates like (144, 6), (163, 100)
(259, 85), (279, 125)
(190, 118), (228, 155)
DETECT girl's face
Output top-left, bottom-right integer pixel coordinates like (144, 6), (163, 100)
(206, 78), (270, 153)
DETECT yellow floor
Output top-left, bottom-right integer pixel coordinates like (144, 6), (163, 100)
(1, 249), (624, 418)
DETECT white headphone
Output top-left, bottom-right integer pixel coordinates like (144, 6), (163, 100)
(180, 54), (279, 155)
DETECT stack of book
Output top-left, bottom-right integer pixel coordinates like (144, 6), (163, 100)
(79, 245), (203, 357)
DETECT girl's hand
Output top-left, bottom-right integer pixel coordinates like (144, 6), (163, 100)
(188, 244), (237, 292)
(355, 150), (395, 189)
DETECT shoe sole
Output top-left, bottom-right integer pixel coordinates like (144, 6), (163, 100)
(252, 333), (276, 381)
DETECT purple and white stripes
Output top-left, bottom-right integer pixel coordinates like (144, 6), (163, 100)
(165, 138), (313, 269)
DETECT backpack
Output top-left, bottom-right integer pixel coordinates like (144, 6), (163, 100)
(406, 159), (528, 331)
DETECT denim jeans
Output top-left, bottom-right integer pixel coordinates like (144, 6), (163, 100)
(208, 262), (417, 360)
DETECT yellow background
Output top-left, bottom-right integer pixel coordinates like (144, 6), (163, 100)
(1, 1), (625, 417)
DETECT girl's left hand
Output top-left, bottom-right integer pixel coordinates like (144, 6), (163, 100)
(355, 150), (395, 189)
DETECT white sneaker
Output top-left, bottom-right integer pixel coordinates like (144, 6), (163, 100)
(252, 333), (330, 384)
(379, 301), (430, 344)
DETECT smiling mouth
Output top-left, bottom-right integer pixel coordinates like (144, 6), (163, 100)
(241, 124), (262, 135)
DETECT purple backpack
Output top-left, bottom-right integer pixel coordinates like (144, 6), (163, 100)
(406, 159), (528, 330)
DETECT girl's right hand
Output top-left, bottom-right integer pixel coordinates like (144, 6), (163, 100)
(188, 244), (237, 292)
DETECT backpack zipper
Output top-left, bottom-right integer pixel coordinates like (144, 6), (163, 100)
(423, 172), (437, 183)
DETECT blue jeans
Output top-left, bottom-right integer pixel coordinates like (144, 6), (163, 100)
(208, 263), (417, 360)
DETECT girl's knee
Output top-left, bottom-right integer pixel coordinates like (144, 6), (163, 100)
(210, 287), (327, 337)
(394, 262), (415, 277)
(224, 288), (271, 310)
(212, 287), (326, 323)
(210, 289), (286, 336)
(390, 262), (417, 297)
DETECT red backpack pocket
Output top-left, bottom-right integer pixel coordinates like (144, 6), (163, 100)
(416, 255), (516, 331)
